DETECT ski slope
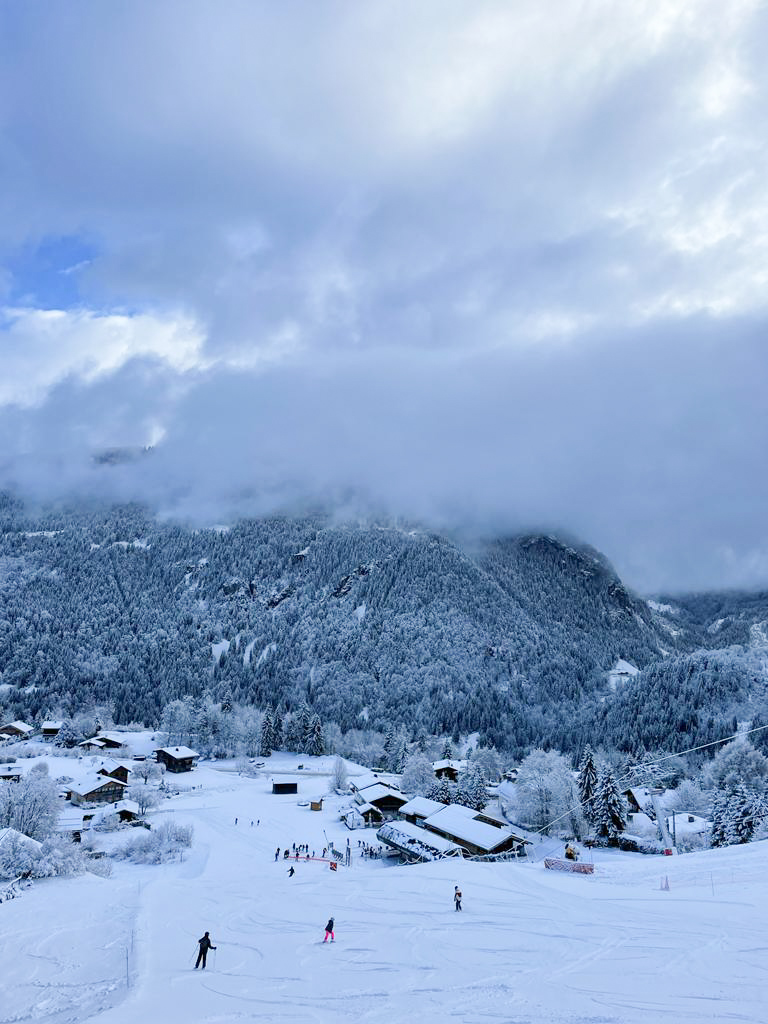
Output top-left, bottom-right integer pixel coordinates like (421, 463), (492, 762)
(1, 755), (766, 1024)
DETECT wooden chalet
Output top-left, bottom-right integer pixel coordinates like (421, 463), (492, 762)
(0, 721), (34, 741)
(0, 765), (22, 783)
(353, 782), (408, 819)
(96, 759), (133, 784)
(421, 804), (528, 858)
(154, 746), (199, 773)
(431, 759), (467, 782)
(95, 732), (130, 750)
(41, 721), (63, 741)
(69, 774), (127, 806)
(79, 738), (108, 752)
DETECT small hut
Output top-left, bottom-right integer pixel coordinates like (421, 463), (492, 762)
(272, 781), (298, 795)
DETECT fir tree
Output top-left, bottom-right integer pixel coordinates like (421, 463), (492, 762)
(259, 705), (273, 757)
(595, 766), (626, 842)
(306, 715), (325, 756)
(455, 764), (487, 811)
(441, 738), (454, 759)
(577, 745), (599, 822)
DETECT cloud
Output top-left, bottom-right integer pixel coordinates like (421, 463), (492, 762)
(0, 307), (203, 406)
(0, 1), (766, 591)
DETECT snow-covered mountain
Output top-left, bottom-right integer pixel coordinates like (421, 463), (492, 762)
(0, 495), (765, 755)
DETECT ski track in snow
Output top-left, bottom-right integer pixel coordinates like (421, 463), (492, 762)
(2, 762), (767, 1024)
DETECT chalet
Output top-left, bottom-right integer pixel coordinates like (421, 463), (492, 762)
(69, 774), (127, 806)
(622, 787), (652, 816)
(377, 820), (462, 862)
(0, 721), (34, 741)
(96, 759), (133, 784)
(343, 803), (383, 828)
(272, 781), (298, 795)
(399, 796), (445, 825)
(41, 721), (63, 742)
(154, 746), (199, 773)
(431, 759), (467, 782)
(79, 738), (108, 752)
(353, 782), (408, 818)
(91, 799), (141, 826)
(0, 765), (22, 783)
(95, 732), (130, 750)
(422, 804), (527, 858)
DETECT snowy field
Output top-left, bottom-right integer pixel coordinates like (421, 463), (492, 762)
(1, 750), (766, 1024)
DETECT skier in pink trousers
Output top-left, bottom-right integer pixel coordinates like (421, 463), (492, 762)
(323, 917), (335, 942)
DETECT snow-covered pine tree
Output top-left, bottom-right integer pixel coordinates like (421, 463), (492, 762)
(259, 705), (274, 757)
(272, 708), (284, 751)
(577, 745), (598, 822)
(595, 766), (626, 841)
(441, 738), (454, 759)
(724, 785), (756, 846)
(306, 715), (325, 756)
(710, 790), (729, 847)
(456, 764), (487, 811)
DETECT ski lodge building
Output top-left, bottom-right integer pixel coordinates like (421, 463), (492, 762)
(379, 797), (529, 861)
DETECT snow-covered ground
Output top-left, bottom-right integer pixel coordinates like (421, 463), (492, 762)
(1, 750), (766, 1024)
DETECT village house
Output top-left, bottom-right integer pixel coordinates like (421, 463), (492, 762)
(68, 774), (127, 806)
(154, 746), (199, 773)
(95, 759), (133, 784)
(0, 721), (34, 741)
(0, 765), (22, 783)
(94, 732), (130, 751)
(79, 738), (108, 752)
(431, 759), (467, 782)
(343, 803), (383, 828)
(41, 721), (63, 742)
(56, 810), (94, 842)
(353, 781), (408, 819)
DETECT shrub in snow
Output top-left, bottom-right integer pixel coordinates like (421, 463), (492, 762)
(665, 779), (712, 817)
(706, 740), (768, 793)
(0, 773), (59, 841)
(0, 831), (41, 879)
(86, 856), (113, 878)
(32, 836), (87, 878)
(118, 819), (193, 864)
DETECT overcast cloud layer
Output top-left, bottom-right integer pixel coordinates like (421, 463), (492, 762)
(1, 0), (767, 592)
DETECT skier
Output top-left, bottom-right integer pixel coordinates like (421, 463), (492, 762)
(234, 817), (238, 825)
(195, 931), (216, 969)
(454, 886), (462, 911)
(288, 866), (295, 877)
(275, 847), (280, 861)
(323, 917), (335, 943)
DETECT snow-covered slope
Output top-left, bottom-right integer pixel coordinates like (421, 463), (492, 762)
(2, 753), (765, 1024)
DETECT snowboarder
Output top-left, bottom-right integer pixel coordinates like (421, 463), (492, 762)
(195, 931), (216, 969)
(288, 866), (295, 877)
(454, 886), (462, 911)
(323, 917), (335, 942)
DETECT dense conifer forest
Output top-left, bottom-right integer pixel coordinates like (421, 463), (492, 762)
(1, 494), (766, 758)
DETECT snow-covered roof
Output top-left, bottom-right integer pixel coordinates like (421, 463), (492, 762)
(377, 820), (462, 860)
(42, 721), (63, 730)
(155, 746), (199, 759)
(95, 758), (132, 774)
(96, 732), (132, 746)
(114, 800), (140, 814)
(431, 759), (467, 772)
(0, 765), (22, 778)
(79, 738), (107, 748)
(0, 827), (42, 850)
(424, 805), (519, 851)
(56, 812), (90, 831)
(0, 721), (34, 735)
(399, 797), (446, 818)
(69, 774), (127, 796)
(355, 782), (406, 805)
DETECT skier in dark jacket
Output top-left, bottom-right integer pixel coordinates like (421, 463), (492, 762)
(288, 865), (295, 877)
(454, 886), (462, 911)
(323, 917), (335, 942)
(195, 931), (216, 969)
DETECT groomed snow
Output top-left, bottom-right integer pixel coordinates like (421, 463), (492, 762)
(1, 751), (766, 1024)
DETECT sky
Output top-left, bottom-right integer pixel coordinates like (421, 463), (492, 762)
(0, 0), (767, 593)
